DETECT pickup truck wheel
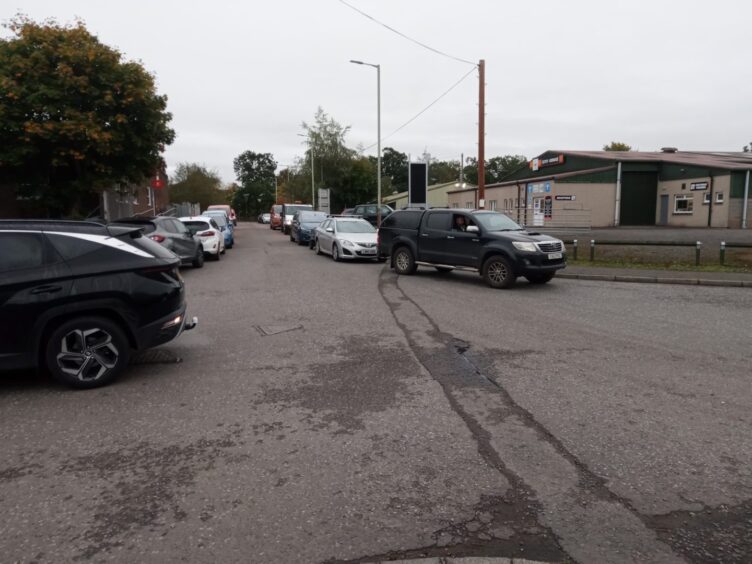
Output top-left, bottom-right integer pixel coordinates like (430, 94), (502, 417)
(393, 247), (416, 275)
(45, 317), (130, 389)
(526, 273), (555, 284)
(483, 256), (516, 289)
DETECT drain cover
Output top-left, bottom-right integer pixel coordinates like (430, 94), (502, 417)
(254, 324), (303, 336)
(130, 349), (182, 365)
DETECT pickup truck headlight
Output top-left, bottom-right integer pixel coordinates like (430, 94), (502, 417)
(340, 239), (355, 248)
(512, 242), (538, 252)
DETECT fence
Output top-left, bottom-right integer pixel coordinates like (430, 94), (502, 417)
(503, 206), (592, 230)
(564, 238), (752, 266)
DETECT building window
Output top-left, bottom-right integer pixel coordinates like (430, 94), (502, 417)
(489, 200), (497, 210)
(451, 202), (458, 208)
(465, 201), (473, 208)
(716, 191), (724, 204)
(674, 194), (693, 214)
(703, 192), (711, 205)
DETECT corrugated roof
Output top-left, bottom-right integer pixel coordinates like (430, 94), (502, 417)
(554, 150), (752, 171)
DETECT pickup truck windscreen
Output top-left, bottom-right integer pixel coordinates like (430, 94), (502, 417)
(474, 212), (523, 231)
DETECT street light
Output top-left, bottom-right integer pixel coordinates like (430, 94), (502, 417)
(297, 133), (315, 208)
(350, 59), (382, 227)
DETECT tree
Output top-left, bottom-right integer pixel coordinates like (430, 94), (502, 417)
(232, 151), (277, 217)
(427, 159), (460, 185)
(381, 147), (408, 194)
(603, 141), (632, 151)
(463, 155), (527, 184)
(169, 163), (223, 210)
(0, 16), (174, 217)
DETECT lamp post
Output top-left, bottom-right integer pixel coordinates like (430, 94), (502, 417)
(350, 59), (381, 226)
(297, 133), (315, 208)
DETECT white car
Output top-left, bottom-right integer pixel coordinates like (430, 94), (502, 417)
(313, 217), (380, 261)
(179, 216), (225, 260)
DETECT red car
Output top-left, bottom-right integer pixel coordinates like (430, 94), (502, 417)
(270, 204), (283, 230)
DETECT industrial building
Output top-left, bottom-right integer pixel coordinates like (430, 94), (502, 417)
(447, 150), (752, 229)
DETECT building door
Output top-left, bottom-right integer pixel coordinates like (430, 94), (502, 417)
(533, 198), (545, 226)
(659, 195), (669, 225)
(620, 172), (658, 225)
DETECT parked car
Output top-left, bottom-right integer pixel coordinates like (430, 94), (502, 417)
(377, 209), (566, 288)
(179, 216), (225, 260)
(290, 211), (328, 245)
(0, 220), (197, 388)
(341, 208), (355, 216)
(202, 210), (234, 249)
(270, 205), (283, 230)
(206, 204), (237, 226)
(111, 216), (204, 268)
(351, 204), (394, 226)
(281, 203), (313, 235)
(313, 217), (380, 261)
(257, 213), (271, 224)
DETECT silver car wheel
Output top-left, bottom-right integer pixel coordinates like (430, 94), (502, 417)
(487, 261), (509, 285)
(56, 328), (119, 382)
(332, 244), (339, 261)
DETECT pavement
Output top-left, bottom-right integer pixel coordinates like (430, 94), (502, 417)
(559, 264), (752, 287)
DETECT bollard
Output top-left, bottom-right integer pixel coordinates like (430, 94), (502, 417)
(590, 239), (595, 262)
(573, 239), (578, 261)
(695, 241), (701, 266)
(720, 241), (726, 266)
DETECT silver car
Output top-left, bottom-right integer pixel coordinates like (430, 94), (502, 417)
(314, 217), (380, 261)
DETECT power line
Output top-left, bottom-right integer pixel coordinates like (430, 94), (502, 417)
(359, 66), (477, 153)
(338, 0), (476, 67)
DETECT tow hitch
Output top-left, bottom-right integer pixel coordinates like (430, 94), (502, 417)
(184, 316), (198, 331)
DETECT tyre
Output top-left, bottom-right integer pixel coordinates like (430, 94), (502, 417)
(45, 316), (131, 389)
(434, 266), (453, 273)
(289, 233), (294, 242)
(482, 255), (516, 289)
(192, 247), (204, 268)
(526, 273), (555, 284)
(392, 247), (417, 275)
(332, 244), (340, 262)
(213, 248), (221, 261)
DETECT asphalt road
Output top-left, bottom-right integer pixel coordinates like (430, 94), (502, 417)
(1, 222), (750, 564)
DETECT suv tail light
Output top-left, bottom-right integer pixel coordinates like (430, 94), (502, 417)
(149, 234), (166, 243)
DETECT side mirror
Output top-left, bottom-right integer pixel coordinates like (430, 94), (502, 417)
(326, 227), (334, 233)
(467, 225), (479, 233)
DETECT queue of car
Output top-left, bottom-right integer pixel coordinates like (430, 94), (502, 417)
(0, 204), (238, 390)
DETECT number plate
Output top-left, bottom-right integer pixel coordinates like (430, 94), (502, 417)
(361, 248), (376, 255)
(548, 252), (563, 260)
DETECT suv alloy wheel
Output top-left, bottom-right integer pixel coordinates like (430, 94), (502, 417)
(45, 316), (131, 389)
(392, 247), (416, 275)
(482, 255), (516, 289)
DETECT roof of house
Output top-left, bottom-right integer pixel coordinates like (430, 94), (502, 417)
(552, 150), (752, 171)
(382, 181), (476, 203)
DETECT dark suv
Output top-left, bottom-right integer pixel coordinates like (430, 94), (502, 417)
(111, 216), (204, 267)
(351, 204), (394, 226)
(0, 220), (197, 388)
(378, 209), (566, 288)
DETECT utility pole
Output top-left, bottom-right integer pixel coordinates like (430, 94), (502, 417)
(460, 152), (464, 183)
(477, 59), (485, 209)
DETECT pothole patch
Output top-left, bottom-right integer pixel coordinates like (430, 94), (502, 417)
(254, 324), (303, 336)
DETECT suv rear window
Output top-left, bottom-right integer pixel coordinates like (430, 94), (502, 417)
(387, 210), (422, 229)
(183, 221), (212, 234)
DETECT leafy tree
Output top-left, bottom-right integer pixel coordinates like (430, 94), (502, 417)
(381, 147), (408, 193)
(603, 141), (632, 151)
(428, 159), (460, 185)
(169, 163), (223, 210)
(463, 155), (527, 184)
(232, 151), (277, 217)
(0, 16), (174, 217)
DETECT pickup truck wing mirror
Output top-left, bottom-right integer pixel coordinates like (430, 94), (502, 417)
(466, 225), (479, 233)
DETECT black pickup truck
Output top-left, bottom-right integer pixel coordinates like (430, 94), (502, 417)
(378, 208), (566, 288)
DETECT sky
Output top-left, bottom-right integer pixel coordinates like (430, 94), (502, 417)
(3, 0), (752, 183)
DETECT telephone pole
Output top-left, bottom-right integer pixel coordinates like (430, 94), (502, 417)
(477, 59), (485, 209)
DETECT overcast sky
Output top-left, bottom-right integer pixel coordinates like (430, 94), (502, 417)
(4, 0), (752, 183)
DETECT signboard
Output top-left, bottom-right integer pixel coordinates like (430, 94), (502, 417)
(555, 195), (576, 201)
(318, 188), (330, 214)
(150, 174), (164, 190)
(408, 162), (427, 206)
(529, 154), (565, 171)
(690, 182), (708, 191)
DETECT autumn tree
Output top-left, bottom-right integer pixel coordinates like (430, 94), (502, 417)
(463, 155), (527, 184)
(0, 16), (174, 216)
(603, 141), (632, 151)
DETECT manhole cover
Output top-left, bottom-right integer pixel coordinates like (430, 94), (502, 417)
(130, 349), (182, 365)
(254, 324), (303, 336)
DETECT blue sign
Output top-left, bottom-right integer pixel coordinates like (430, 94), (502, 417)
(545, 183), (551, 192)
